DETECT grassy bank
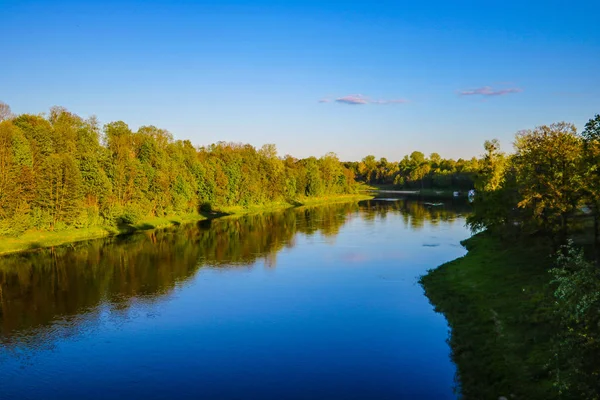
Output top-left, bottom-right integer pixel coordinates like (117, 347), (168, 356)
(0, 194), (373, 256)
(293, 193), (375, 207)
(214, 194), (373, 215)
(420, 233), (559, 399)
(0, 213), (208, 256)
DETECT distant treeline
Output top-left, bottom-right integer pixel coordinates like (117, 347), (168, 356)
(0, 104), (358, 235)
(345, 152), (479, 190)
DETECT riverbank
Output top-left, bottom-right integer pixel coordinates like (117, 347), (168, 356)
(420, 233), (558, 399)
(215, 194), (374, 215)
(0, 194), (373, 256)
(368, 184), (470, 199)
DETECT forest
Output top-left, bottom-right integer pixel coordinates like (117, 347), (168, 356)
(0, 103), (360, 237)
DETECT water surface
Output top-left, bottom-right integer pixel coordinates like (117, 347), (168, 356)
(0, 198), (470, 399)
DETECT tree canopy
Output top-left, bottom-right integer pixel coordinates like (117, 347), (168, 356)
(0, 105), (358, 235)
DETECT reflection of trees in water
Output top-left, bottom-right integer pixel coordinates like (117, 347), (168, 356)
(359, 199), (470, 230)
(0, 200), (467, 348)
(0, 227), (202, 348)
(0, 203), (359, 343)
(198, 202), (359, 266)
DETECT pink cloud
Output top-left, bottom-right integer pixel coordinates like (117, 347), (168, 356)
(336, 94), (370, 105)
(459, 86), (523, 97)
(323, 94), (409, 105)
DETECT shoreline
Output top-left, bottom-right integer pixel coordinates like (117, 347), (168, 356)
(0, 194), (373, 256)
(366, 185), (471, 199)
(419, 233), (556, 399)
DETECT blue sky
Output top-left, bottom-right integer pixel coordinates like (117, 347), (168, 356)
(1, 0), (599, 160)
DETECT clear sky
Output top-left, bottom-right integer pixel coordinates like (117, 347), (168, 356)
(1, 0), (599, 160)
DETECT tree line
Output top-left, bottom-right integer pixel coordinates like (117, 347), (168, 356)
(469, 113), (600, 399)
(345, 152), (479, 190)
(0, 103), (358, 236)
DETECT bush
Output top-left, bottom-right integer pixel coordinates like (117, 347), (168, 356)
(100, 203), (123, 226)
(199, 202), (213, 213)
(550, 241), (600, 398)
(119, 205), (146, 225)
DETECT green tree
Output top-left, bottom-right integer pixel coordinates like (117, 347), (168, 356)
(475, 139), (506, 192)
(304, 157), (324, 196)
(409, 151), (425, 165)
(429, 152), (441, 170)
(104, 121), (135, 206)
(513, 123), (584, 245)
(37, 154), (83, 229)
(320, 152), (344, 194)
(358, 155), (377, 183)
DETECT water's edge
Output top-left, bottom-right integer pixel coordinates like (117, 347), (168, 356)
(0, 194), (374, 256)
(419, 233), (555, 399)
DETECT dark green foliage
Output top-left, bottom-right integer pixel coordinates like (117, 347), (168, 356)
(347, 153), (478, 190)
(550, 242), (600, 399)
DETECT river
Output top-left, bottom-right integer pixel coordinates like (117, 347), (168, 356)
(0, 197), (471, 399)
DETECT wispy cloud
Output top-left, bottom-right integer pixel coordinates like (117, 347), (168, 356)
(459, 86), (523, 97)
(320, 94), (408, 105)
(336, 94), (370, 105)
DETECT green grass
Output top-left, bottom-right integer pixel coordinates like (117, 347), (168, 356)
(420, 232), (559, 399)
(0, 194), (374, 255)
(0, 226), (120, 254)
(291, 193), (374, 207)
(214, 200), (300, 215)
(130, 213), (209, 230)
(0, 213), (208, 255)
(215, 194), (373, 215)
